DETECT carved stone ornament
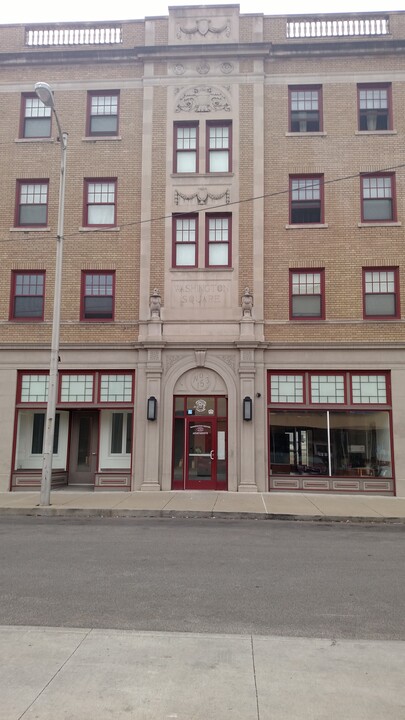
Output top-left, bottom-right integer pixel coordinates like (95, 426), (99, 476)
(195, 350), (206, 367)
(242, 287), (253, 317)
(176, 18), (231, 40)
(175, 187), (230, 207)
(196, 62), (210, 75)
(150, 288), (161, 318)
(217, 354), (236, 373)
(220, 62), (234, 74)
(173, 64), (185, 75)
(166, 354), (184, 371)
(175, 86), (231, 113)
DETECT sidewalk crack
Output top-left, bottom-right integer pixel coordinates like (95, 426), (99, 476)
(250, 635), (261, 720)
(17, 628), (93, 720)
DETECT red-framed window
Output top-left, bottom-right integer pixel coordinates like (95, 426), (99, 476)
(289, 86), (322, 132)
(290, 175), (323, 224)
(81, 271), (115, 321)
(84, 179), (117, 227)
(206, 213), (231, 267)
(15, 180), (49, 227)
(290, 269), (325, 320)
(363, 267), (400, 319)
(206, 121), (232, 172)
(10, 271), (45, 321)
(16, 370), (135, 406)
(361, 173), (395, 223)
(358, 83), (392, 131)
(174, 122), (198, 173)
(268, 371), (393, 485)
(269, 373), (306, 404)
(173, 214), (198, 268)
(268, 371), (391, 408)
(20, 93), (51, 139)
(86, 91), (119, 136)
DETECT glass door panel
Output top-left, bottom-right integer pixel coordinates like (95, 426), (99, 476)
(187, 421), (213, 482)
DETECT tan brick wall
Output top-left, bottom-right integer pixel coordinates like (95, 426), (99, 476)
(263, 67), (405, 344)
(0, 67), (143, 345)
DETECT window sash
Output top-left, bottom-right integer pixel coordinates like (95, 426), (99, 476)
(363, 199), (393, 221)
(176, 152), (197, 173)
(365, 294), (396, 316)
(290, 89), (320, 132)
(31, 412), (60, 454)
(18, 183), (48, 226)
(292, 295), (321, 317)
(110, 412), (132, 454)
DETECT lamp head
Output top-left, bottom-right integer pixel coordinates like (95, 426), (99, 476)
(34, 82), (55, 108)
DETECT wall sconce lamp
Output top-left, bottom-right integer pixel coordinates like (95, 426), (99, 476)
(243, 396), (253, 421)
(147, 396), (157, 421)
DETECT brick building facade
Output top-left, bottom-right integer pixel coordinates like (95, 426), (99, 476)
(1, 6), (405, 496)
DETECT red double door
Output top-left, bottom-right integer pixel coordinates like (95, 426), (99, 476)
(184, 417), (226, 490)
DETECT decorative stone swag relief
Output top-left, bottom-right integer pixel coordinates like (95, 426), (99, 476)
(174, 187), (230, 207)
(176, 18), (231, 40)
(175, 86), (231, 113)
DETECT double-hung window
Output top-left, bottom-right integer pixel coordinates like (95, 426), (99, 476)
(289, 86), (322, 132)
(16, 181), (48, 227)
(363, 268), (399, 318)
(206, 214), (231, 267)
(84, 179), (117, 226)
(290, 270), (324, 319)
(174, 123), (198, 173)
(361, 174), (395, 222)
(81, 271), (115, 320)
(173, 215), (197, 267)
(21, 94), (51, 138)
(358, 84), (392, 131)
(87, 91), (119, 136)
(207, 122), (231, 172)
(11, 271), (45, 320)
(290, 176), (323, 224)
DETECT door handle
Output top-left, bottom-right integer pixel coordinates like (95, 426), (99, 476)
(210, 450), (214, 460)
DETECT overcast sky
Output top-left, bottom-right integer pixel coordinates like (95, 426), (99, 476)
(2, 0), (403, 25)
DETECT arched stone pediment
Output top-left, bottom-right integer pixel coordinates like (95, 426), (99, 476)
(174, 367), (227, 394)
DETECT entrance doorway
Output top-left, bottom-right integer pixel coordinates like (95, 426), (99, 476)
(68, 410), (99, 487)
(172, 396), (227, 490)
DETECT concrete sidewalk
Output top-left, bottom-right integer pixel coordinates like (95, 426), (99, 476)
(1, 490), (405, 521)
(1, 625), (404, 719)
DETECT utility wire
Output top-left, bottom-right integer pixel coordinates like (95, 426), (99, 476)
(1, 162), (404, 246)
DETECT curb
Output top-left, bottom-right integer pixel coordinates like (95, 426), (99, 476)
(0, 506), (404, 524)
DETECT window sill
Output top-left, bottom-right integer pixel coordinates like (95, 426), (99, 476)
(79, 226), (120, 232)
(363, 316), (400, 321)
(358, 222), (401, 228)
(8, 318), (44, 323)
(355, 130), (397, 136)
(171, 172), (234, 179)
(285, 223), (328, 229)
(10, 226), (50, 232)
(170, 267), (234, 272)
(15, 137), (54, 143)
(285, 132), (327, 137)
(82, 136), (122, 142)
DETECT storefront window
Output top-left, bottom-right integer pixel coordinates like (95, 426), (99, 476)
(329, 411), (392, 477)
(268, 371), (393, 483)
(270, 411), (328, 475)
(269, 409), (392, 478)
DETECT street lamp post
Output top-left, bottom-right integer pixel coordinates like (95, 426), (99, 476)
(34, 82), (68, 507)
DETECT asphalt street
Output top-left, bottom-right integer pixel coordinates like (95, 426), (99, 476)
(1, 516), (404, 640)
